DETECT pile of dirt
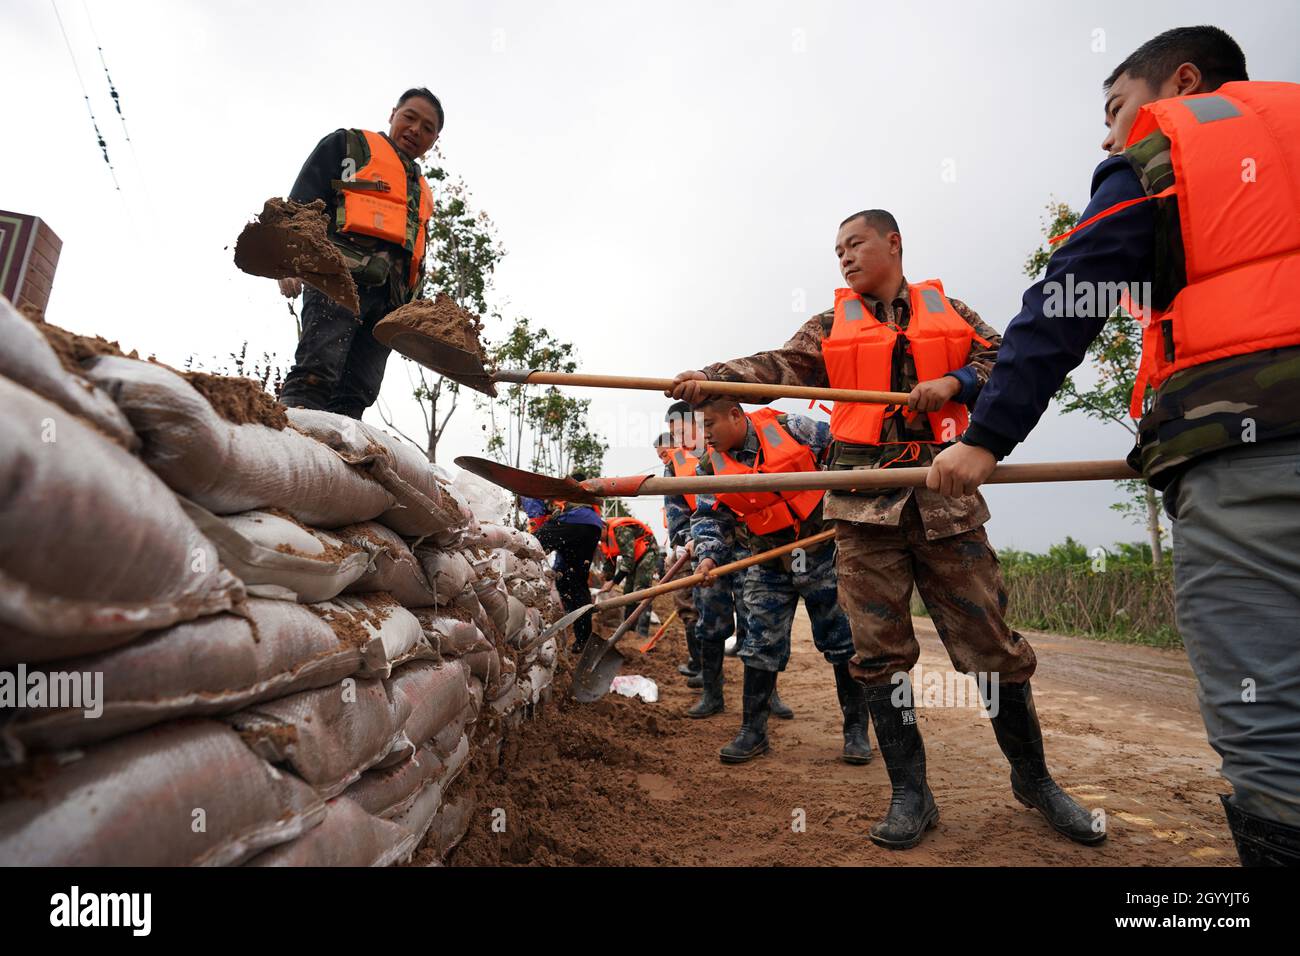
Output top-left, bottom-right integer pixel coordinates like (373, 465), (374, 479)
(234, 198), (360, 315)
(184, 370), (288, 430)
(33, 315), (137, 375)
(376, 295), (488, 365)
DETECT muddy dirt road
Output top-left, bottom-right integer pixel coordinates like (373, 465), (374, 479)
(450, 602), (1234, 866)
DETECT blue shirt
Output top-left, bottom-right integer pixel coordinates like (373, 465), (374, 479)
(964, 156), (1156, 457)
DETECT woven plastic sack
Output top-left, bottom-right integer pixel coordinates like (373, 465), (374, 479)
(336, 522), (439, 607)
(245, 796), (414, 867)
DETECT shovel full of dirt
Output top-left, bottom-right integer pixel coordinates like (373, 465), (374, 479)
(372, 297), (912, 405)
(566, 530), (837, 702)
(234, 198), (360, 315)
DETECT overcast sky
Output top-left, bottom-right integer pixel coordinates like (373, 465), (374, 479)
(6, 0), (1297, 550)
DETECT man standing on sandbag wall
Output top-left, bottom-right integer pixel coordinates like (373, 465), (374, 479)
(598, 514), (662, 639)
(527, 482), (605, 654)
(926, 27), (1300, 865)
(277, 88), (442, 419)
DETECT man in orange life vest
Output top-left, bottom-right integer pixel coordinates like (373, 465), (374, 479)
(659, 404), (766, 719)
(598, 514), (662, 638)
(671, 213), (1102, 850)
(688, 399), (866, 764)
(655, 427), (705, 681)
(927, 26), (1300, 865)
(278, 88), (440, 419)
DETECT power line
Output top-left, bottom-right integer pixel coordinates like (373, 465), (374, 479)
(80, 0), (132, 144)
(50, 0), (120, 190)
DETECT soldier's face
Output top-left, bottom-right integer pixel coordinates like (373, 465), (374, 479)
(835, 220), (899, 297)
(655, 446), (673, 466)
(698, 405), (746, 452)
(389, 97), (441, 159)
(1101, 65), (1204, 155)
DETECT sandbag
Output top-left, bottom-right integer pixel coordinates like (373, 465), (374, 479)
(3, 600), (363, 757)
(344, 743), (444, 819)
(181, 504), (370, 603)
(227, 676), (410, 797)
(504, 595), (527, 641)
(384, 661), (472, 766)
(0, 720), (326, 866)
(421, 790), (475, 863)
(245, 796), (414, 867)
(336, 522), (439, 607)
(285, 408), (468, 540)
(467, 523), (546, 560)
(307, 595), (433, 679)
(0, 297), (137, 448)
(0, 378), (244, 664)
(85, 355), (394, 526)
(411, 609), (487, 659)
(416, 547), (475, 604)
(471, 574), (511, 637)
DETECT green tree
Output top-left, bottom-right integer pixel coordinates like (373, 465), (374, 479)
(477, 315), (608, 525)
(377, 146), (505, 462)
(1025, 199), (1166, 564)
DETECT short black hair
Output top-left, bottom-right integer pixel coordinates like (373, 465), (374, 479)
(692, 396), (742, 414)
(653, 431), (674, 448)
(396, 87), (445, 132)
(1104, 26), (1247, 93)
(839, 209), (900, 237)
(665, 400), (693, 422)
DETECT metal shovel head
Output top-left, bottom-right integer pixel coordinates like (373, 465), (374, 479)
(371, 320), (498, 396)
(571, 636), (627, 703)
(536, 603), (596, 644)
(453, 456), (602, 503)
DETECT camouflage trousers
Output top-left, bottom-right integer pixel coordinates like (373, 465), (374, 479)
(834, 499), (1037, 686)
(695, 548), (750, 647)
(670, 584), (700, 631)
(623, 552), (659, 595)
(737, 541), (853, 673)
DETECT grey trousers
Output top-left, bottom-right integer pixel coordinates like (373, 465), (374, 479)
(1169, 435), (1300, 827)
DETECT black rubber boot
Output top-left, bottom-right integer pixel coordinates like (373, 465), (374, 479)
(863, 682), (938, 849)
(686, 639), (725, 718)
(719, 667), (775, 763)
(677, 621), (701, 677)
(769, 683), (794, 720)
(833, 662), (872, 764)
(1220, 794), (1300, 866)
(984, 680), (1105, 845)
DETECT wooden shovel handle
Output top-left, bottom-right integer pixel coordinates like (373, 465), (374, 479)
(600, 528), (837, 612)
(492, 369), (910, 405)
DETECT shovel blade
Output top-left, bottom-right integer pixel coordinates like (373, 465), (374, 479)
(571, 638), (627, 703)
(371, 322), (498, 396)
(453, 456), (602, 503)
(537, 604), (594, 644)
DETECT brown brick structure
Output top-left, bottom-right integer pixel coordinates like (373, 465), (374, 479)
(0, 210), (62, 316)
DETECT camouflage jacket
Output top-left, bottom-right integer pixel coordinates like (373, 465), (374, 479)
(663, 466), (694, 548)
(689, 413), (833, 567)
(702, 279), (997, 538)
(1124, 131), (1300, 486)
(610, 521), (659, 580)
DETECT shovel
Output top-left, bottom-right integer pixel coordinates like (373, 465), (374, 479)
(454, 455), (1139, 503)
(369, 318), (909, 404)
(568, 529), (837, 702)
(569, 548), (694, 702)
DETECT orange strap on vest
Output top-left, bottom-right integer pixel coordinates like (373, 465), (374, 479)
(1049, 83), (1300, 418)
(668, 448), (700, 511)
(708, 408), (824, 537)
(823, 279), (987, 445)
(337, 130), (434, 288)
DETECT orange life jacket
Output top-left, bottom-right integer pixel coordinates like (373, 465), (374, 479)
(708, 408), (823, 537)
(822, 279), (986, 447)
(601, 516), (656, 565)
(667, 447), (700, 511)
(1046, 82), (1300, 418)
(336, 129), (434, 288)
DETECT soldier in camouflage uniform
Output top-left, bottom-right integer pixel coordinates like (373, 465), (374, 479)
(689, 399), (866, 762)
(655, 429), (703, 680)
(672, 211), (1101, 850)
(278, 88), (443, 419)
(600, 516), (661, 638)
(659, 406), (763, 718)
(929, 27), (1300, 865)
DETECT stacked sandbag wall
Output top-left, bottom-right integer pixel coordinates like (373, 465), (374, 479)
(0, 298), (564, 866)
